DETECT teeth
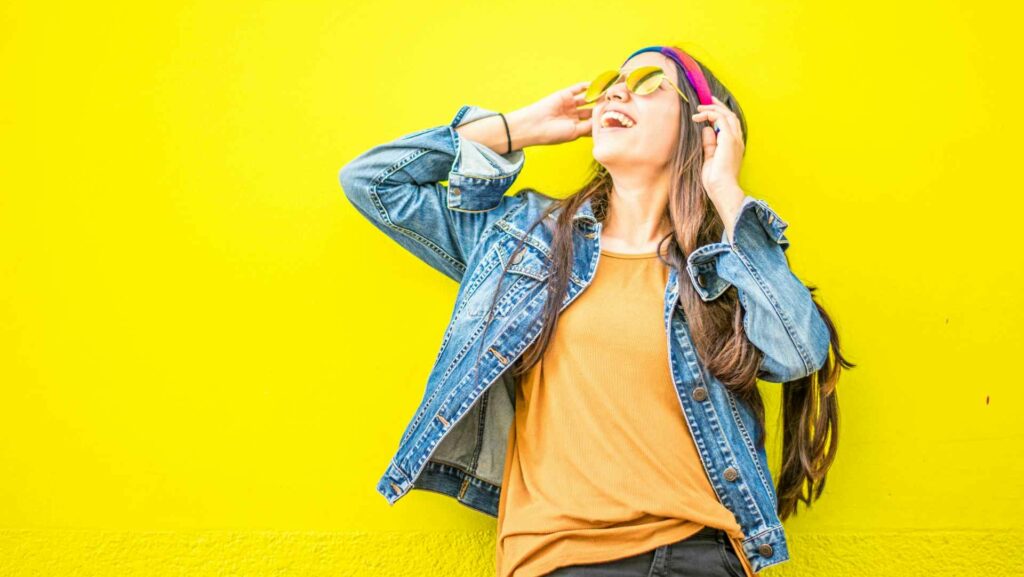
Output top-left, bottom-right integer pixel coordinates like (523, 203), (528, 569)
(601, 110), (636, 128)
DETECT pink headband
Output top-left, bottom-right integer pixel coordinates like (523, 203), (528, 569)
(622, 46), (714, 106)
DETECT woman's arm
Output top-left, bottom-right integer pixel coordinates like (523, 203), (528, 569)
(688, 98), (830, 382)
(338, 105), (538, 283)
(339, 82), (593, 283)
(686, 189), (831, 383)
(453, 107), (544, 155)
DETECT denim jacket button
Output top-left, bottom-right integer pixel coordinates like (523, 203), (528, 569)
(723, 466), (739, 481)
(450, 187), (461, 195)
(691, 386), (708, 402)
(758, 543), (774, 557)
(696, 273), (707, 288)
(511, 250), (524, 264)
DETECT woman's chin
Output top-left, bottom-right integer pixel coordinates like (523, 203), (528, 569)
(593, 138), (632, 161)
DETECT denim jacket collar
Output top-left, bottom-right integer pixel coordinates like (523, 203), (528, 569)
(551, 194), (599, 227)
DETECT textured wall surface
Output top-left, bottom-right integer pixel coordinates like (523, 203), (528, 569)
(2, 0), (1022, 575)
(0, 530), (1021, 575)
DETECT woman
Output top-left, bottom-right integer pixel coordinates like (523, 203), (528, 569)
(340, 45), (851, 577)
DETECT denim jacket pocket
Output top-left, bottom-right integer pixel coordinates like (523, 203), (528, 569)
(495, 237), (552, 282)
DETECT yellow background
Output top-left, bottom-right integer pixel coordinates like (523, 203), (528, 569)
(2, 0), (1021, 575)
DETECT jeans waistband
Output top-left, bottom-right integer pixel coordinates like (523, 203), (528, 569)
(685, 525), (729, 542)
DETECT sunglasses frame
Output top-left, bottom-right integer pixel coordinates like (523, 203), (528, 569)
(583, 65), (690, 106)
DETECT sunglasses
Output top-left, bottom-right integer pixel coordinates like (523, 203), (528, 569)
(583, 65), (690, 105)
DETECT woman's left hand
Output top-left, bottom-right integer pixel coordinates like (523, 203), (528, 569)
(691, 95), (745, 197)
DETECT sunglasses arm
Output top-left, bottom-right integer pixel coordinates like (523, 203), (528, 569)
(664, 80), (690, 104)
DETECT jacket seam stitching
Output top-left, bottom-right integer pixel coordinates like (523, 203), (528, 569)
(728, 244), (812, 377)
(672, 318), (767, 527)
(725, 392), (775, 503)
(405, 287), (551, 483)
(389, 458), (412, 483)
(368, 148), (468, 276)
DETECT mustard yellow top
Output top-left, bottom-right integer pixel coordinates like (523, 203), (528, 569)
(495, 248), (758, 577)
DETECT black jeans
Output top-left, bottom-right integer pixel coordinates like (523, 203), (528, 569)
(541, 526), (747, 577)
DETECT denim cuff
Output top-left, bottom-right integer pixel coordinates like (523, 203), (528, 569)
(685, 196), (791, 301)
(445, 105), (526, 212)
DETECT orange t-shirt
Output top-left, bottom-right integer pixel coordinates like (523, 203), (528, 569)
(495, 248), (758, 577)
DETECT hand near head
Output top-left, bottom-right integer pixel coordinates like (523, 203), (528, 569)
(512, 81), (594, 147)
(691, 95), (745, 195)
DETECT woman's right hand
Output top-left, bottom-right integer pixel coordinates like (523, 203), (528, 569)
(511, 81), (595, 147)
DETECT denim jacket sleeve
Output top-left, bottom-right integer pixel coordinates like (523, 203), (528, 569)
(338, 105), (527, 283)
(684, 196), (830, 383)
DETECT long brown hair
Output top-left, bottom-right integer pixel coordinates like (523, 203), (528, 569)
(470, 47), (854, 521)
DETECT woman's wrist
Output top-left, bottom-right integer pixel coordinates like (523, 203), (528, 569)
(503, 107), (545, 150)
(455, 108), (541, 155)
(707, 184), (746, 244)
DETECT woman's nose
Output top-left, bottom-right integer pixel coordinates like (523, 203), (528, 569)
(605, 80), (629, 102)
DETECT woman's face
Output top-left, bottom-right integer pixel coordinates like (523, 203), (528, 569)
(592, 52), (683, 173)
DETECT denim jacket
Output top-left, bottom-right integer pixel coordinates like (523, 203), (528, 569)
(338, 105), (830, 573)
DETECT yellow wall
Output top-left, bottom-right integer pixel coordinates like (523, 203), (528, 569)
(2, 0), (1021, 575)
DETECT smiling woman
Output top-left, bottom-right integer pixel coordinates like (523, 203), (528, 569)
(339, 43), (851, 577)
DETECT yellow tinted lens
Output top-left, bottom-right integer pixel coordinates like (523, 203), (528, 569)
(585, 70), (622, 103)
(628, 66), (665, 96)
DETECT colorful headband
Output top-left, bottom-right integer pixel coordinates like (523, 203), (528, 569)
(622, 46), (714, 106)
